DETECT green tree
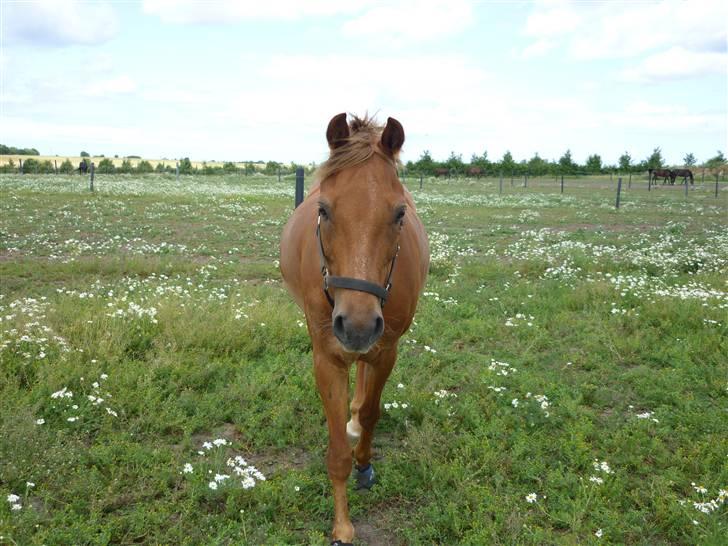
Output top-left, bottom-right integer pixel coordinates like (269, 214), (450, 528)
(118, 159), (134, 173)
(97, 158), (115, 173)
(264, 161), (281, 175)
(223, 162), (237, 173)
(618, 151), (632, 172)
(59, 159), (74, 174)
(445, 152), (465, 175)
(499, 150), (516, 174)
(413, 150), (435, 174)
(704, 150), (726, 168)
(155, 162), (166, 173)
(80, 151), (90, 157)
(585, 154), (603, 174)
(558, 149), (576, 174)
(469, 150), (490, 173)
(683, 153), (696, 167)
(0, 158), (16, 173)
(527, 153), (548, 176)
(22, 158), (39, 172)
(645, 147), (664, 170)
(178, 157), (193, 174)
(136, 160), (153, 173)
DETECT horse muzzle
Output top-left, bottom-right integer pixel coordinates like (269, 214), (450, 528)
(332, 310), (384, 353)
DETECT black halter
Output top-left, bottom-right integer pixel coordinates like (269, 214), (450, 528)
(316, 214), (399, 308)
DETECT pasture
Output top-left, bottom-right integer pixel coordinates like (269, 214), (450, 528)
(1, 173), (726, 545)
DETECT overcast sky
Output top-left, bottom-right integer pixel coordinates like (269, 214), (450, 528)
(2, 0), (726, 166)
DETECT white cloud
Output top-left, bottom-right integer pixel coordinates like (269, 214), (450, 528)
(521, 0), (727, 62)
(143, 0), (472, 43)
(142, 0), (361, 24)
(342, 0), (473, 42)
(520, 39), (555, 59)
(620, 47), (727, 83)
(84, 75), (137, 97)
(4, 1), (118, 47)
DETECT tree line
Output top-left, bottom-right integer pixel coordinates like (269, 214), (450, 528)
(0, 156), (315, 176)
(405, 148), (727, 177)
(0, 144), (40, 155)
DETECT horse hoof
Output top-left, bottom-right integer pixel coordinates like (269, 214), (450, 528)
(354, 463), (376, 490)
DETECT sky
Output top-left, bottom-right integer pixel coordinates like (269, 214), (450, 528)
(1, 0), (726, 166)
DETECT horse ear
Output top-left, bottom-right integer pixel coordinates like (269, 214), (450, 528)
(326, 113), (350, 150)
(380, 117), (405, 157)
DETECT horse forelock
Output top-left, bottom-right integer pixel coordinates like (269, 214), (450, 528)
(315, 114), (399, 184)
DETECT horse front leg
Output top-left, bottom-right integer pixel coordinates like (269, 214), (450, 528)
(352, 348), (397, 489)
(347, 360), (368, 442)
(314, 351), (355, 544)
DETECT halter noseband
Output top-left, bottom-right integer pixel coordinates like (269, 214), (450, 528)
(316, 214), (399, 308)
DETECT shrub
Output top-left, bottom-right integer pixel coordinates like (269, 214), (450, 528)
(118, 159), (134, 174)
(136, 160), (153, 173)
(59, 159), (74, 174)
(97, 158), (116, 173)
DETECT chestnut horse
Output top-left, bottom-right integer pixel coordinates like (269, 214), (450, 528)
(280, 113), (429, 544)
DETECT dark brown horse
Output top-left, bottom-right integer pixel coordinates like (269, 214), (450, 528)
(671, 169), (694, 185)
(649, 168), (672, 184)
(467, 166), (482, 178)
(280, 113), (429, 544)
(434, 167), (449, 177)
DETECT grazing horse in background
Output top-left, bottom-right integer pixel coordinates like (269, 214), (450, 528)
(671, 169), (694, 185)
(280, 113), (429, 545)
(434, 167), (449, 177)
(467, 166), (483, 178)
(79, 161), (88, 175)
(649, 168), (672, 184)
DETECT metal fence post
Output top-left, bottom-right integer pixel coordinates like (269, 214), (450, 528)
(295, 167), (304, 208)
(615, 177), (622, 208)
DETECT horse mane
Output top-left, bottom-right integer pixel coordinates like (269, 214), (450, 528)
(315, 114), (399, 183)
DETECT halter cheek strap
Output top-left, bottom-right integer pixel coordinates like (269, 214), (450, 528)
(316, 214), (399, 308)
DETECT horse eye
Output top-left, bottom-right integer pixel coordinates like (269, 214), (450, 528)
(318, 207), (329, 220)
(395, 209), (405, 223)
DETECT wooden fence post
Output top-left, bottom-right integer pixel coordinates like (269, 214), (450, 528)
(716, 175), (720, 198)
(560, 174), (564, 194)
(278, 167), (281, 182)
(499, 172), (503, 195)
(19, 159), (23, 174)
(628, 172), (631, 189)
(176, 162), (179, 181)
(523, 174), (527, 188)
(54, 159), (58, 174)
(419, 173), (423, 190)
(615, 177), (622, 208)
(295, 167), (304, 208)
(89, 162), (95, 192)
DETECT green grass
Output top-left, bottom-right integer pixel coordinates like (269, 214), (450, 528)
(1, 173), (726, 545)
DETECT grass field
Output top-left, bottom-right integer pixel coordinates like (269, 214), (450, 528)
(1, 173), (726, 545)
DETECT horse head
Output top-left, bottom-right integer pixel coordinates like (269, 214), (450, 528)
(317, 113), (406, 353)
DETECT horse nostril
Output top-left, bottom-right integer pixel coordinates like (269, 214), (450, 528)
(373, 316), (384, 338)
(333, 314), (346, 339)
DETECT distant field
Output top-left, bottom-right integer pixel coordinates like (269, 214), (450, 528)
(0, 155), (266, 170)
(0, 173), (726, 545)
